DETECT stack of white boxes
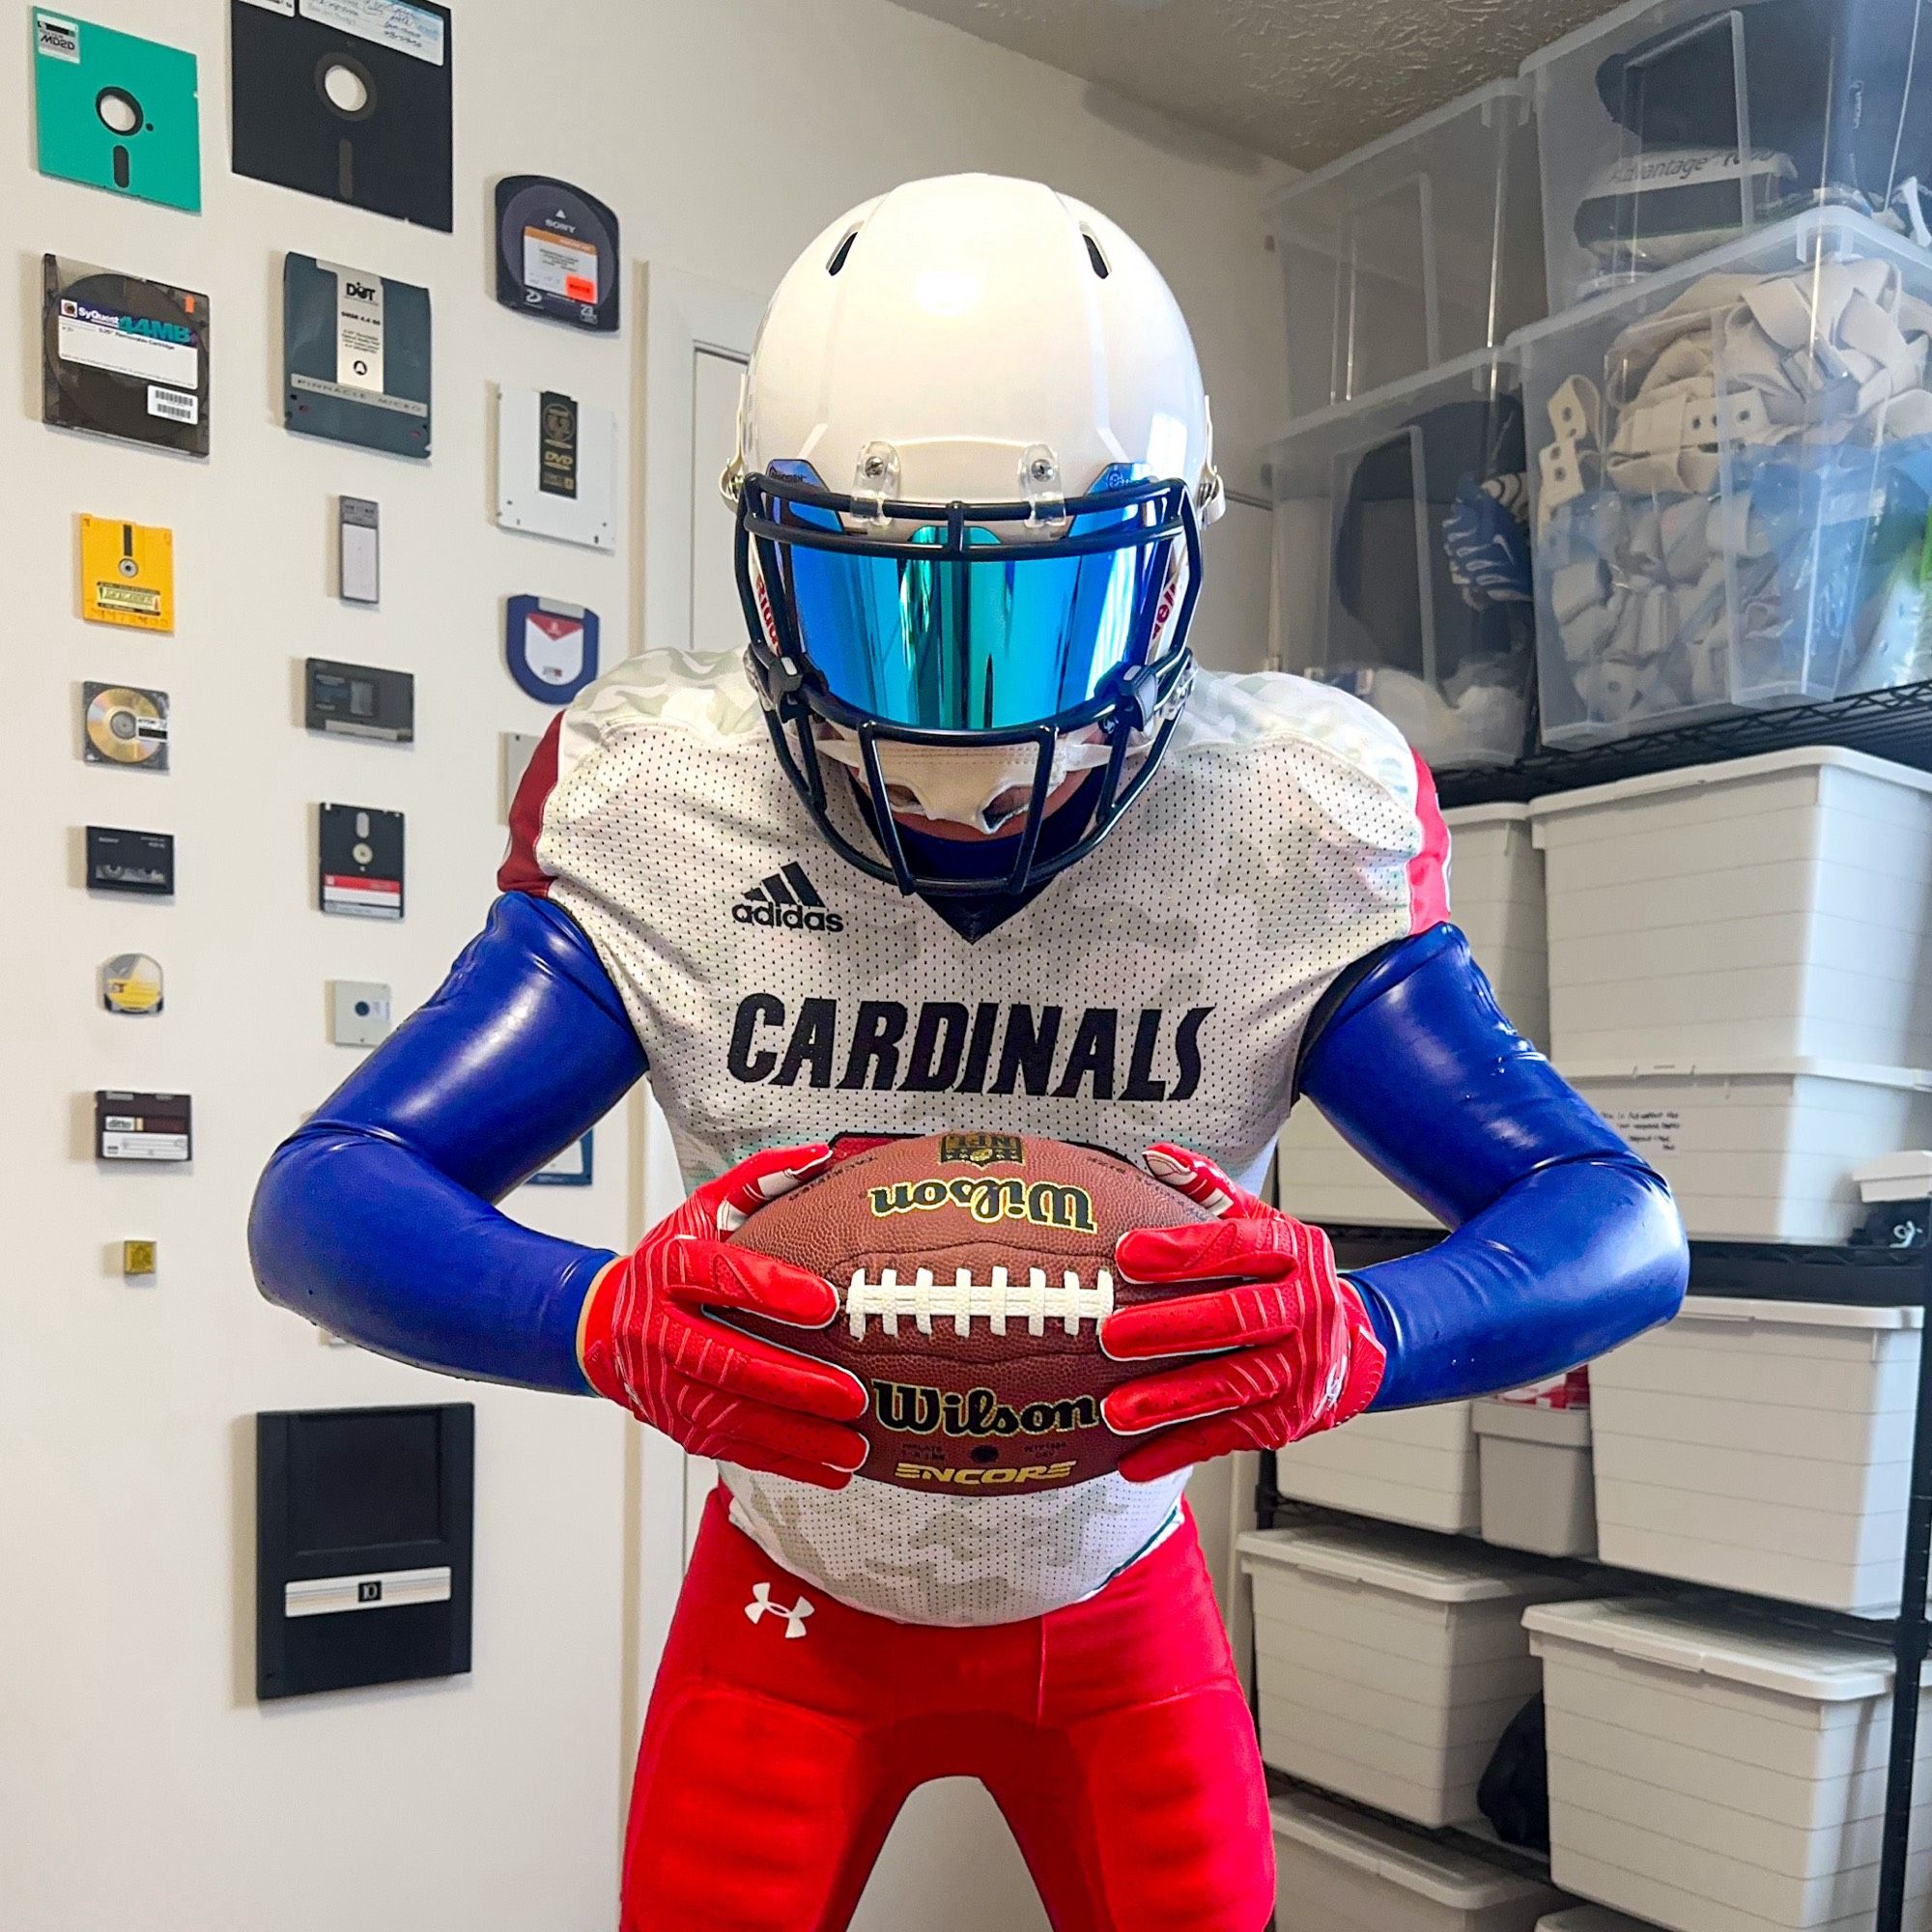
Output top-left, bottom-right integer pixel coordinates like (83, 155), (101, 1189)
(1526, 1599), (1932, 1932)
(1240, 1523), (1575, 1829)
(1531, 748), (1932, 1245)
(1251, 14), (1932, 1932)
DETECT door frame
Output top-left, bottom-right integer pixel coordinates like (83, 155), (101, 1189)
(620, 263), (766, 1770)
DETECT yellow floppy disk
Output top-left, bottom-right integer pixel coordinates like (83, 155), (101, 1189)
(79, 516), (174, 632)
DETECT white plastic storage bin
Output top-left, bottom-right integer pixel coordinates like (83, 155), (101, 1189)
(1569, 1060), (1932, 1244)
(1476, 1399), (1598, 1559)
(1273, 1789), (1572, 1932)
(1279, 802), (1548, 1232)
(1266, 78), (1546, 416)
(1531, 750), (1932, 1068)
(1518, 211), (1932, 749)
(1266, 351), (1535, 772)
(1589, 1295), (1922, 1613)
(1540, 1909), (1662, 1932)
(1240, 1523), (1574, 1828)
(1521, 0), (1932, 314)
(1527, 1598), (1932, 1932)
(1273, 1403), (1483, 1532)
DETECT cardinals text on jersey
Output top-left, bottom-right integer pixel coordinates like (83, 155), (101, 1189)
(501, 648), (1447, 1626)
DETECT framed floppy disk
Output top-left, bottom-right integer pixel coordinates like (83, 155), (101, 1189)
(82, 683), (170, 773)
(499, 729), (543, 822)
(318, 804), (404, 920)
(95, 1090), (191, 1163)
(43, 256), (209, 456)
(526, 1131), (593, 1187)
(86, 826), (174, 896)
(338, 497), (380, 604)
(34, 11), (201, 210)
(285, 257), (430, 458)
(231, 0), (453, 232)
(495, 176), (619, 332)
(78, 517), (174, 632)
(495, 388), (615, 552)
(256, 1403), (473, 1699)
(305, 659), (413, 742)
(504, 597), (599, 703)
(101, 952), (164, 1016)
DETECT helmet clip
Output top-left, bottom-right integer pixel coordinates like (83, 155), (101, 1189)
(1020, 443), (1068, 529)
(851, 441), (901, 527)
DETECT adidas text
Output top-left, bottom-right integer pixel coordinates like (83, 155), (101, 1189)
(733, 900), (844, 932)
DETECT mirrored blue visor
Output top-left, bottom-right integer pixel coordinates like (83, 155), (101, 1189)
(747, 461), (1185, 731)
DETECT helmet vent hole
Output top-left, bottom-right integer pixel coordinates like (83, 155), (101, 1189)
(1082, 231), (1111, 278)
(826, 229), (859, 276)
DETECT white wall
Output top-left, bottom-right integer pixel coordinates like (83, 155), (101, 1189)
(0, 3), (1288, 1928)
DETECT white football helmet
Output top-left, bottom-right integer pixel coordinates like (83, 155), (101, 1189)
(725, 172), (1221, 898)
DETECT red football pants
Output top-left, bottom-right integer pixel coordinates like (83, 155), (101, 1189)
(621, 1486), (1273, 1932)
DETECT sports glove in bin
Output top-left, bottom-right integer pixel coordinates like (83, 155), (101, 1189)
(1267, 348), (1536, 769)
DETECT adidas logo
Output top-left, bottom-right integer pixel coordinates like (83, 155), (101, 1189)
(734, 863), (845, 932)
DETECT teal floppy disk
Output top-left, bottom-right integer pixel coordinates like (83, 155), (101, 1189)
(33, 11), (201, 213)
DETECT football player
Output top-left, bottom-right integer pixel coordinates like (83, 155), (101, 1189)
(251, 174), (1687, 1932)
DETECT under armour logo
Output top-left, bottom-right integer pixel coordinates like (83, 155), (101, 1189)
(745, 1581), (814, 1638)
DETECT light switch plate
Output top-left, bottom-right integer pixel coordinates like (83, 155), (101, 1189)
(330, 980), (392, 1047)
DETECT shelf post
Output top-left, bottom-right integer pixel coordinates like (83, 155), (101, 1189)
(1876, 1231), (1932, 1932)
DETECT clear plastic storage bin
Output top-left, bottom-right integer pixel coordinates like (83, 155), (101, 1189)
(1266, 78), (1546, 417)
(1522, 0), (1932, 314)
(1267, 351), (1536, 771)
(1520, 210), (1932, 748)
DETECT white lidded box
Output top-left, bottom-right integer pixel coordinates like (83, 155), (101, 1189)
(1266, 78), (1546, 418)
(1568, 1060), (1932, 1245)
(1520, 0), (1932, 314)
(1518, 210), (1932, 748)
(1589, 1295), (1922, 1614)
(1476, 1399), (1597, 1559)
(1539, 1909), (1662, 1932)
(1279, 802), (1548, 1234)
(1240, 1521), (1572, 1828)
(1265, 350), (1535, 774)
(1527, 1597), (1932, 1932)
(1530, 748), (1932, 1069)
(1273, 1788), (1572, 1932)
(1273, 1403), (1483, 1532)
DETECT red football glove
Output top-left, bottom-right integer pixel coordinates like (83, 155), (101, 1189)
(579, 1143), (869, 1489)
(1099, 1145), (1387, 1484)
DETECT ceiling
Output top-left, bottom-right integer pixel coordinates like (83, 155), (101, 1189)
(888, 0), (1618, 170)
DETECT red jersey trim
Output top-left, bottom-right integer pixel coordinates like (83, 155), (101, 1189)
(1406, 752), (1451, 935)
(497, 715), (564, 898)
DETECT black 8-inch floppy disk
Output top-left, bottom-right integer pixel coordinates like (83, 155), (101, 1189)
(495, 176), (620, 332)
(230, 0), (453, 232)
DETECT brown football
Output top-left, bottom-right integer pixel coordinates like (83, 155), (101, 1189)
(724, 1131), (1212, 1496)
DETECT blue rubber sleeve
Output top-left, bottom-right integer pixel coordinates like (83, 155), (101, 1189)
(1298, 923), (1689, 1409)
(246, 894), (648, 1392)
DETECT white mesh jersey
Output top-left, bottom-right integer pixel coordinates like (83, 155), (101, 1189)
(505, 648), (1447, 1627)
